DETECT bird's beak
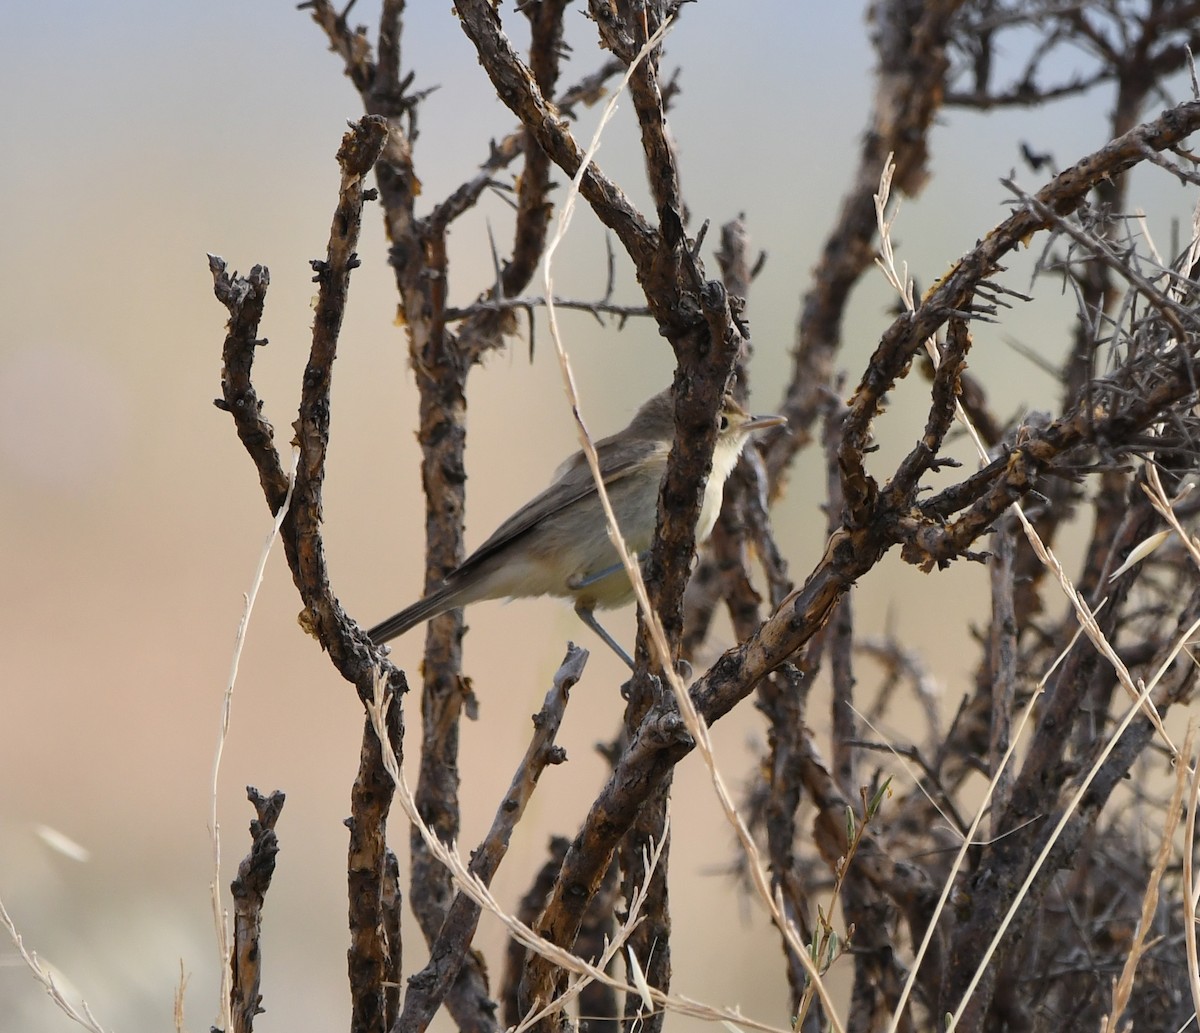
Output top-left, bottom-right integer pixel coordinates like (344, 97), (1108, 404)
(744, 413), (788, 432)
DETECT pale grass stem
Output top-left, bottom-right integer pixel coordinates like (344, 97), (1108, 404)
(175, 959), (189, 1033)
(364, 670), (792, 1033)
(538, 15), (848, 1032)
(879, 154), (1175, 756)
(872, 154), (1183, 1030)
(209, 445), (299, 1033)
(0, 897), (111, 1033)
(0, 447), (297, 1033)
(940, 471), (1200, 1029)
(0, 361), (301, 1033)
(1102, 725), (1195, 1032)
(944, 668), (1173, 1027)
(1145, 463), (1200, 570)
(882, 626), (1074, 1033)
(1183, 733), (1200, 1029)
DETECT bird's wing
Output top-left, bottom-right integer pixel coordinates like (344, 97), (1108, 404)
(449, 436), (666, 578)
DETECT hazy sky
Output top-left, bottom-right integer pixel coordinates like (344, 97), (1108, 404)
(2, 4), (1194, 1032)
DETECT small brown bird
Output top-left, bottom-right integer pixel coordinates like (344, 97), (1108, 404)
(368, 388), (785, 665)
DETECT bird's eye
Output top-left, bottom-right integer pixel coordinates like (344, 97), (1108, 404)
(719, 415), (730, 431)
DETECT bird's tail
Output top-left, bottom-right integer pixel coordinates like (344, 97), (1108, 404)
(367, 583), (463, 644)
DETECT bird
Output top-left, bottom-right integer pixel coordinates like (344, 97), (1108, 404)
(367, 386), (786, 666)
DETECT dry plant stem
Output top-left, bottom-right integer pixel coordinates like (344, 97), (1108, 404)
(824, 397), (857, 799)
(381, 850), (402, 1030)
(914, 363), (1199, 562)
(295, 126), (388, 656)
(1059, 4), (1180, 403)
(946, 640), (1199, 1031)
(588, 0), (684, 237)
(365, 671), (784, 1033)
(615, 782), (671, 1033)
(941, 0), (1200, 111)
(452, 3), (747, 612)
(1062, 466), (1137, 756)
(307, 3), (582, 1026)
(314, 1), (661, 1022)
(200, 8), (1200, 1033)
(230, 788), (285, 1033)
(818, 402), (907, 1032)
(1144, 463), (1200, 569)
(885, 649), (1056, 1033)
(763, 669), (822, 1023)
(944, 554), (1200, 1026)
(738, 420), (816, 1021)
(209, 445), (298, 1033)
(530, 19), (844, 1029)
(501, 838), (571, 1029)
(597, 14), (683, 984)
(443, 295), (649, 324)
(856, 638), (941, 760)
(518, 106), (1200, 1009)
(394, 646), (587, 1033)
(716, 275), (1194, 705)
(987, 519), (1018, 837)
(1000, 9), (1159, 627)
(1015, 480), (1158, 788)
(840, 121), (1195, 1022)
(210, 261), (283, 507)
(844, 867), (910, 1033)
(572, 858), (622, 1033)
(791, 737), (932, 1027)
(350, 702), (405, 1033)
(1012, 180), (1194, 338)
(501, 0), (569, 296)
(526, 372), (848, 1033)
(307, 0), (625, 320)
(886, 313), (972, 518)
(311, 117), (409, 1033)
(1101, 725), (1194, 1033)
(305, 0), (624, 355)
(943, 529), (1194, 1023)
(212, 116), (391, 683)
(0, 897), (111, 1033)
(764, 0), (965, 487)
(1185, 740), (1200, 1027)
(449, 0), (587, 363)
(869, 144), (1196, 1026)
(835, 123), (1197, 1023)
(608, 15), (685, 996)
(212, 116), (407, 1033)
(451, 0), (655, 278)
(531, 19), (683, 1024)
(405, 325), (472, 1027)
(174, 963), (187, 1033)
(839, 100), (1200, 535)
(526, 14), (758, 1026)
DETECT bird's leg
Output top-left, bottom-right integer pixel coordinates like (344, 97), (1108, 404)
(572, 600), (694, 680)
(573, 601), (634, 669)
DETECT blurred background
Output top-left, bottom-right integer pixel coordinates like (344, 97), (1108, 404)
(1, 3), (1194, 1031)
